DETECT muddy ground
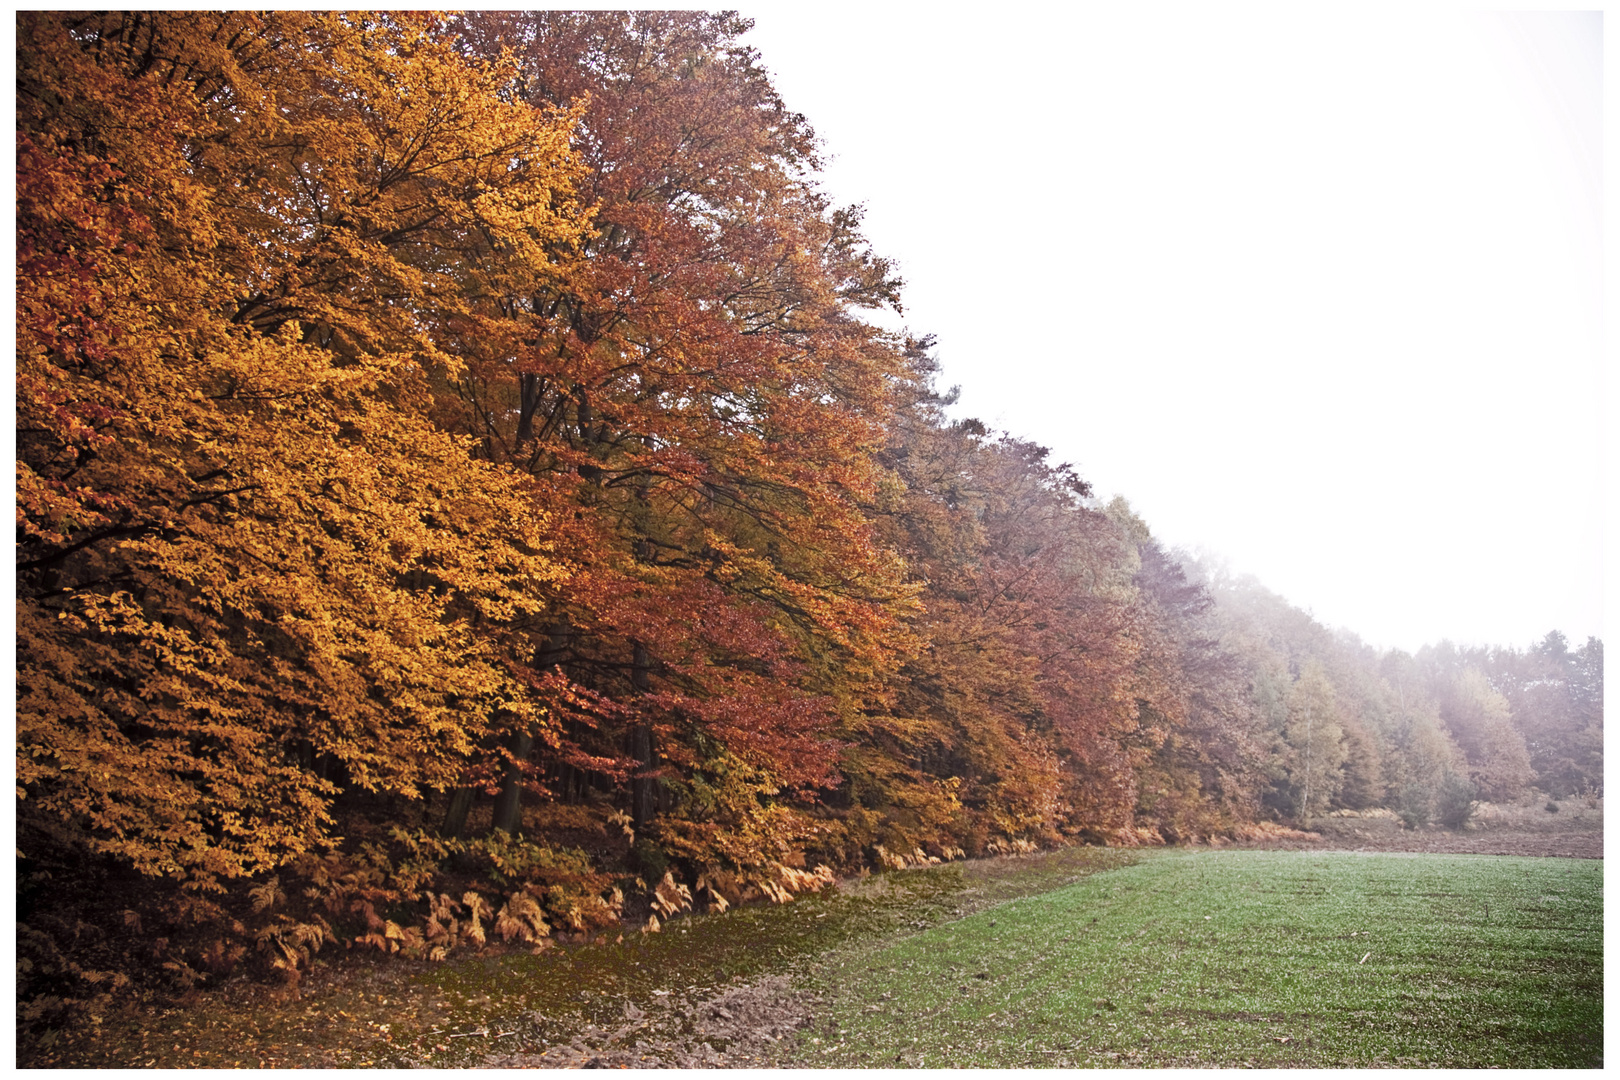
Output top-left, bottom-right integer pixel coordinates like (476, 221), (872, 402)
(1231, 803), (1605, 860)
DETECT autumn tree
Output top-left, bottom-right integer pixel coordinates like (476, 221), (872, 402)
(406, 12), (924, 890)
(852, 366), (1105, 855)
(1369, 651), (1461, 825)
(1281, 662), (1349, 823)
(1197, 566), (1403, 823)
(1484, 632), (1603, 797)
(852, 377), (1274, 853)
(1438, 668), (1536, 802)
(1124, 537), (1268, 840)
(16, 11), (591, 888)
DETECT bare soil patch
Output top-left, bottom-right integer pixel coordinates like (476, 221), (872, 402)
(480, 975), (817, 1069)
(1231, 799), (1604, 860)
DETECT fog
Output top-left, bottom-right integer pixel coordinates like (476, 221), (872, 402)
(742, 6), (1603, 653)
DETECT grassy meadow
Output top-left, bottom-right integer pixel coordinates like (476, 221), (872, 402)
(794, 849), (1602, 1068)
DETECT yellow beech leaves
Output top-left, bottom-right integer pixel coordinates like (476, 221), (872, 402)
(17, 12), (588, 886)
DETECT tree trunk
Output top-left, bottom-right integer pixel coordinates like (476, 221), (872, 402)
(491, 731), (535, 834)
(442, 786), (475, 839)
(515, 371), (542, 445)
(630, 639), (660, 830)
(490, 621), (573, 835)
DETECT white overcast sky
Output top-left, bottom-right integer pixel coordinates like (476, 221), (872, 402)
(740, 5), (1606, 654)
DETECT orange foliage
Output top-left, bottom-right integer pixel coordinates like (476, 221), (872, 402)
(17, 11), (589, 887)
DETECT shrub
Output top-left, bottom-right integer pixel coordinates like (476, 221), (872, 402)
(1397, 782), (1432, 829)
(1435, 771), (1478, 829)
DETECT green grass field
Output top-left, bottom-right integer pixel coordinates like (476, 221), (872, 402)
(795, 850), (1602, 1068)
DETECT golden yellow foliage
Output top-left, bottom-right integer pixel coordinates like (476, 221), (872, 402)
(16, 12), (591, 888)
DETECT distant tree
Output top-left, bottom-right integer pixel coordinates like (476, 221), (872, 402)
(1566, 637), (1605, 793)
(1488, 632), (1604, 797)
(1336, 714), (1386, 811)
(865, 398), (1139, 852)
(1283, 662), (1348, 823)
(1378, 651), (1467, 827)
(1125, 538), (1268, 841)
(1441, 669), (1535, 803)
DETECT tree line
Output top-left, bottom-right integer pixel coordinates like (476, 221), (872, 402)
(16, 11), (1602, 1020)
